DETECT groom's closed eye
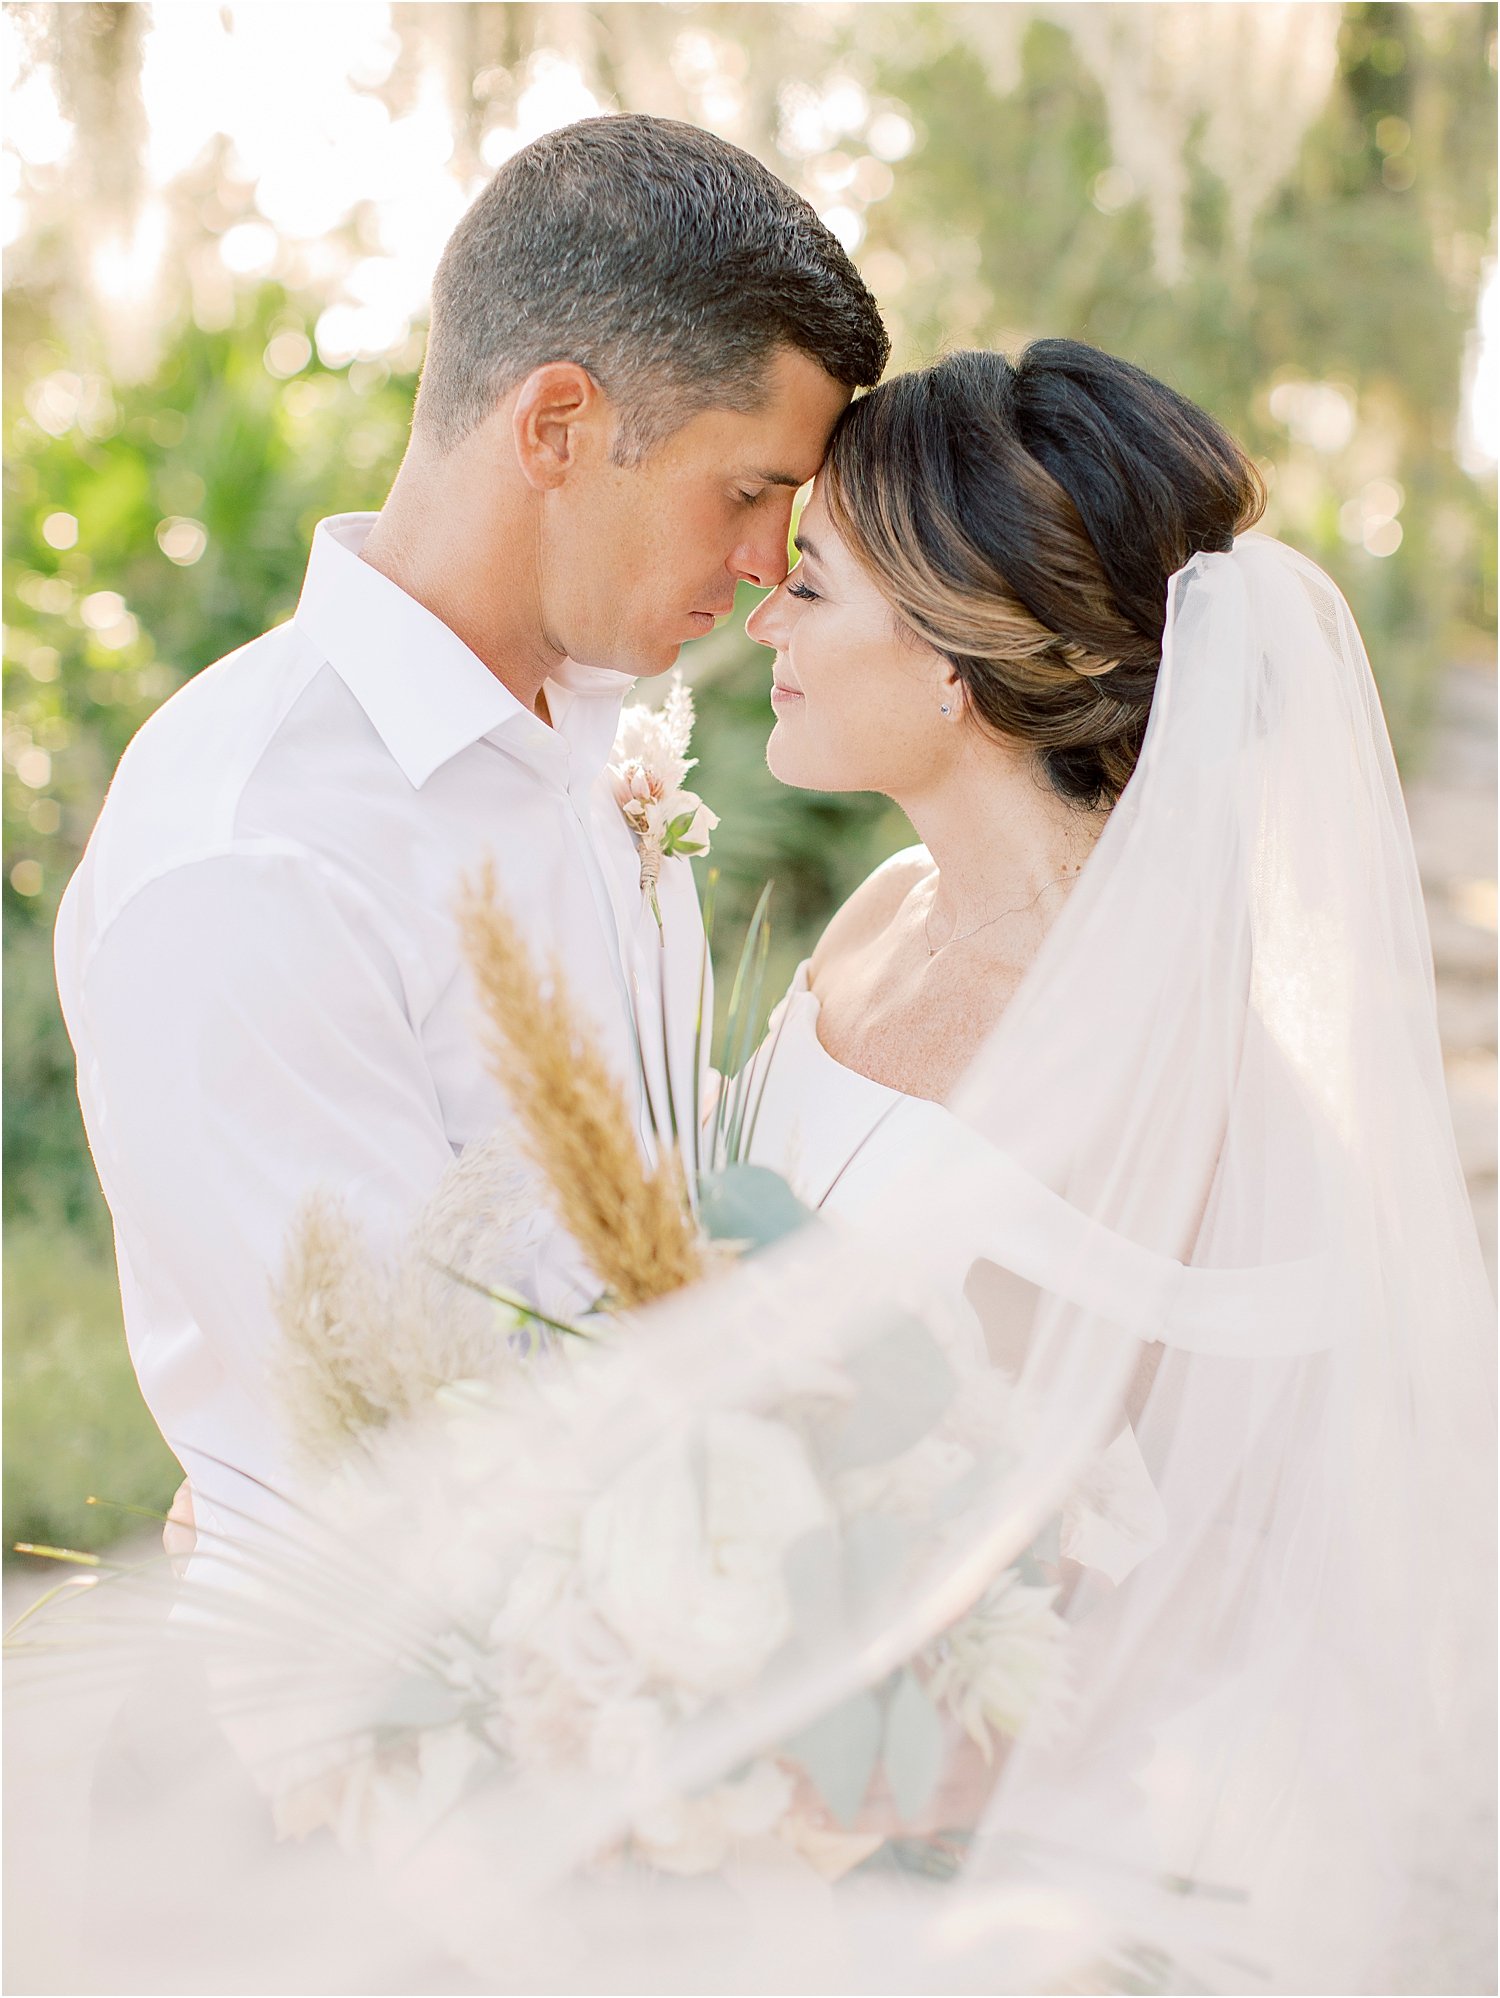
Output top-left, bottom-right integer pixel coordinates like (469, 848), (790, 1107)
(736, 468), (806, 506)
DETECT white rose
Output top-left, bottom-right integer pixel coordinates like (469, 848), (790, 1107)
(662, 788), (719, 854)
(632, 1758), (794, 1876)
(489, 1545), (575, 1645)
(496, 1558), (646, 1708)
(587, 1696), (667, 1778)
(494, 1646), (592, 1767)
(579, 1412), (831, 1699)
(326, 1723), (493, 1868)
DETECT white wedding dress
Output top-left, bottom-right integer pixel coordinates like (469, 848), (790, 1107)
(742, 956), (1168, 1589)
(742, 958), (952, 1218)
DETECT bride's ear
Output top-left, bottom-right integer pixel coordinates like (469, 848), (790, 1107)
(938, 667), (965, 719)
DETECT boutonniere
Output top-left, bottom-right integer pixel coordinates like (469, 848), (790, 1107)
(608, 671), (719, 931)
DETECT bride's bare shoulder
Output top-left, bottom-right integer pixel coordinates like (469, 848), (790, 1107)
(809, 844), (933, 977)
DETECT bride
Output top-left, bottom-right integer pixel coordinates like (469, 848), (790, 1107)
(715, 339), (1494, 1978)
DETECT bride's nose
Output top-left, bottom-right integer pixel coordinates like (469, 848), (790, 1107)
(745, 583), (786, 649)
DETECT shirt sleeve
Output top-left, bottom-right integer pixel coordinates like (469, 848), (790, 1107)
(70, 846), (459, 1461)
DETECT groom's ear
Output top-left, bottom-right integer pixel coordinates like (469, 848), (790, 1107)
(511, 362), (608, 491)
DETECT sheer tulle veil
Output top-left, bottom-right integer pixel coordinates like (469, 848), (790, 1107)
(12, 534), (1494, 1995)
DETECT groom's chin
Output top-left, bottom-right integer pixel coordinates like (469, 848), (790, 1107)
(633, 644), (685, 679)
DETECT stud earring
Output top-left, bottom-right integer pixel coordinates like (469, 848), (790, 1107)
(940, 702), (952, 716)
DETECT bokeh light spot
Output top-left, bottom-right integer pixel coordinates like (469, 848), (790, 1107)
(866, 111), (916, 162)
(264, 330), (312, 378)
(81, 591), (127, 632)
(1363, 518), (1404, 558)
(819, 204), (865, 255)
(1092, 167), (1137, 214)
(157, 518), (209, 566)
(219, 221), (279, 277)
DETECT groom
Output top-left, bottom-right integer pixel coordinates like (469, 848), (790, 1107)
(55, 114), (888, 1556)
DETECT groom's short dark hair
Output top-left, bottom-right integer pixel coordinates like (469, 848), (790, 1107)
(414, 114), (889, 462)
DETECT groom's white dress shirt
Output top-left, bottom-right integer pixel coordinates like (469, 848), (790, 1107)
(55, 513), (706, 1534)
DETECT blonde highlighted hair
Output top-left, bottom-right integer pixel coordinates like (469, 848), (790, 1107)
(822, 342), (1265, 807)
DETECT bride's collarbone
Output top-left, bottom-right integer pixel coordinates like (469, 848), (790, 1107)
(811, 939), (1026, 1099)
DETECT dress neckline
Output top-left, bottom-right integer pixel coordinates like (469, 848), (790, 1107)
(746, 961), (959, 1215)
(783, 959), (905, 1105)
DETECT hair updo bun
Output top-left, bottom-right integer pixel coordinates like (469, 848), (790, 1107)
(821, 341), (1266, 808)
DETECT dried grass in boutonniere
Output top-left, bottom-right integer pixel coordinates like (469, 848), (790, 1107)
(457, 861), (705, 1308)
(608, 671), (718, 931)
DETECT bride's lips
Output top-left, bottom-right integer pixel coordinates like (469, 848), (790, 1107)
(770, 679), (805, 711)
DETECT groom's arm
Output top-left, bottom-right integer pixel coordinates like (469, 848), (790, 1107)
(64, 845), (460, 1494)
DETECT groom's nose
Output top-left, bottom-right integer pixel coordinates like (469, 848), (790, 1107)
(729, 508), (794, 590)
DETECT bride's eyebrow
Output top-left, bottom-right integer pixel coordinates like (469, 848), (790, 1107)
(792, 532), (825, 567)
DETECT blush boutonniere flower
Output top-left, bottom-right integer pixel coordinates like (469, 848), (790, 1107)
(608, 672), (719, 932)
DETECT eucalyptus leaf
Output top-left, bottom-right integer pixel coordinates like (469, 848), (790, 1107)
(786, 1688), (882, 1826)
(697, 1163), (813, 1251)
(778, 1516), (917, 1667)
(882, 1669), (947, 1824)
(843, 1512), (918, 1605)
(819, 1316), (958, 1470)
(377, 1673), (470, 1731)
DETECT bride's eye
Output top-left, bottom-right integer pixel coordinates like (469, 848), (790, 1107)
(787, 579), (820, 603)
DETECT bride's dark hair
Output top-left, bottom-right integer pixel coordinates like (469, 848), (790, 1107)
(821, 342), (1266, 808)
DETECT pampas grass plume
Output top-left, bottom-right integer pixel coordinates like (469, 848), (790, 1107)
(457, 862), (703, 1308)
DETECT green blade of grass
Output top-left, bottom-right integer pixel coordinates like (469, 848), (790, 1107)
(724, 911), (775, 1163)
(426, 1260), (602, 1341)
(690, 868), (720, 1188)
(711, 880), (774, 1170)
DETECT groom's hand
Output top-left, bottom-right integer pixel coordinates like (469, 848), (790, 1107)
(163, 1479), (196, 1576)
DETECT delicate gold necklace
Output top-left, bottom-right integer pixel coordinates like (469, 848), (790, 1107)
(923, 868), (1081, 956)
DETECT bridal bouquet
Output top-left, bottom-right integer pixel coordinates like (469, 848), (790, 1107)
(260, 1322), (1067, 1881)
(243, 804), (1072, 1882)
(253, 853), (1070, 1884)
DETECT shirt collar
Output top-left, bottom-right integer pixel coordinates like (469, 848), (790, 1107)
(293, 514), (636, 791)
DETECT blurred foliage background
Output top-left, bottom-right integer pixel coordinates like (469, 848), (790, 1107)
(4, 0), (1496, 1555)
